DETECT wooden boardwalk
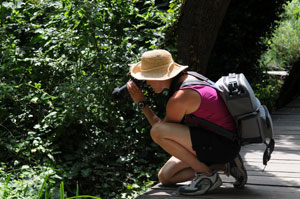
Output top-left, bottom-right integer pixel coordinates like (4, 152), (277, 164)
(137, 97), (300, 198)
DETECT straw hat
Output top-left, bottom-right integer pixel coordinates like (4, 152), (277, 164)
(129, 49), (188, 80)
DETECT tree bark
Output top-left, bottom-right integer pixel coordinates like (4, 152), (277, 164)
(277, 60), (300, 108)
(177, 0), (231, 74)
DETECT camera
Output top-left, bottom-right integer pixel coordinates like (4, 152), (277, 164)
(112, 79), (145, 98)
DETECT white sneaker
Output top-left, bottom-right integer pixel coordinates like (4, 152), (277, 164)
(178, 171), (222, 195)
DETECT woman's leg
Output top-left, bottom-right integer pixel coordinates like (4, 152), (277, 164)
(151, 122), (211, 175)
(158, 156), (195, 185)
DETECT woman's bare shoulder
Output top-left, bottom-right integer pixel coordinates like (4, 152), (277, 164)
(167, 89), (201, 115)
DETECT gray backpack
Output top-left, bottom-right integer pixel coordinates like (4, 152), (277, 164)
(181, 72), (275, 166)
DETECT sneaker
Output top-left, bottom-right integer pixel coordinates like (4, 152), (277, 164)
(225, 154), (248, 188)
(178, 171), (222, 195)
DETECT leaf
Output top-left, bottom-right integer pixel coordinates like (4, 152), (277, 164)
(3, 173), (11, 199)
(37, 174), (49, 199)
(23, 184), (29, 196)
(47, 154), (55, 162)
(2, 2), (13, 9)
(31, 96), (39, 103)
(60, 182), (65, 199)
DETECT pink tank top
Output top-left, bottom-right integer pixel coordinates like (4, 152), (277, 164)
(180, 85), (236, 133)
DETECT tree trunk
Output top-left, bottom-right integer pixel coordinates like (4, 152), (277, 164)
(277, 60), (300, 108)
(177, 0), (231, 74)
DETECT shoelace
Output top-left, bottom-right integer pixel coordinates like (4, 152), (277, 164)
(188, 174), (202, 187)
(189, 173), (213, 187)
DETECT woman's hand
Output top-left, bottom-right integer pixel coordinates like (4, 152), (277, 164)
(126, 80), (146, 104)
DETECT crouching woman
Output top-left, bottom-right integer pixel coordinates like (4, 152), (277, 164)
(126, 49), (247, 195)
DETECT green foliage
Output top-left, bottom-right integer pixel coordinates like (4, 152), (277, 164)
(260, 0), (300, 70)
(0, 0), (180, 198)
(0, 166), (102, 199)
(0, 165), (59, 199)
(255, 0), (300, 109)
(254, 77), (283, 112)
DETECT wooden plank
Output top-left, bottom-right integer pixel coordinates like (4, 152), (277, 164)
(240, 142), (300, 151)
(274, 129), (300, 135)
(274, 125), (300, 132)
(244, 163), (300, 173)
(272, 107), (300, 114)
(245, 146), (299, 153)
(150, 172), (300, 188)
(273, 135), (300, 141)
(137, 184), (300, 199)
(244, 159), (300, 165)
(267, 71), (289, 76)
(240, 146), (300, 154)
(245, 170), (300, 178)
(138, 96), (300, 199)
(243, 163), (300, 173)
(272, 114), (300, 121)
(220, 175), (300, 187)
(241, 142), (300, 151)
(273, 121), (300, 128)
(274, 134), (300, 140)
(240, 151), (300, 161)
(240, 143), (300, 152)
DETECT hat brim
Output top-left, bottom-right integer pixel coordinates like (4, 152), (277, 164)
(129, 62), (188, 80)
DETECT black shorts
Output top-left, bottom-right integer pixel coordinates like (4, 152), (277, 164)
(189, 126), (241, 166)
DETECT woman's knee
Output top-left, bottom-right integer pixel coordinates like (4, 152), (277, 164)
(150, 122), (166, 143)
(158, 169), (173, 185)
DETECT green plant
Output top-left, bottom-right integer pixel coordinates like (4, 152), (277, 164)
(0, 168), (103, 199)
(260, 0), (300, 70)
(0, 0), (179, 198)
(254, 78), (282, 112)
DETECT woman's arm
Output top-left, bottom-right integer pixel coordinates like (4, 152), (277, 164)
(164, 89), (201, 123)
(140, 105), (162, 126)
(127, 81), (161, 126)
(127, 81), (201, 126)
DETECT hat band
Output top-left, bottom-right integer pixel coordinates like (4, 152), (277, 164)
(140, 61), (174, 73)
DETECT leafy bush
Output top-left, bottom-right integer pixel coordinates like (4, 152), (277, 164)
(260, 0), (300, 70)
(255, 0), (300, 109)
(0, 0), (181, 198)
(0, 165), (61, 199)
(254, 77), (283, 112)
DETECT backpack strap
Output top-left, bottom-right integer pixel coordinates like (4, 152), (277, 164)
(186, 114), (238, 142)
(187, 71), (215, 85)
(180, 80), (212, 88)
(181, 71), (218, 90)
(180, 71), (237, 142)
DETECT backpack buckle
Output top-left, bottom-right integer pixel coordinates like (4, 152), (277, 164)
(228, 81), (241, 96)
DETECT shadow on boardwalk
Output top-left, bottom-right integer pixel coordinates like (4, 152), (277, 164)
(137, 96), (300, 199)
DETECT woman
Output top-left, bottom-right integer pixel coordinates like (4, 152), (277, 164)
(126, 49), (247, 195)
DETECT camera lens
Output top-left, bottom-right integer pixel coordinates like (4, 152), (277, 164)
(112, 79), (145, 99)
(112, 84), (129, 98)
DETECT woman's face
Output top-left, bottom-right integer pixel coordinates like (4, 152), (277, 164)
(146, 79), (170, 93)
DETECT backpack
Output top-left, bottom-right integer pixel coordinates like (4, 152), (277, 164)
(180, 71), (275, 166)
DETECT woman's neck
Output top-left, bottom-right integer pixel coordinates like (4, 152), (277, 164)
(167, 72), (187, 98)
